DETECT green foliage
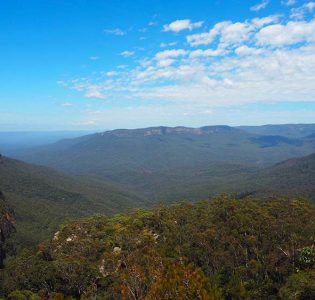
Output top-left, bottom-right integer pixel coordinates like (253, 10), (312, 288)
(0, 191), (15, 268)
(0, 156), (146, 250)
(298, 246), (315, 269)
(1, 195), (314, 299)
(279, 269), (315, 299)
(8, 290), (41, 300)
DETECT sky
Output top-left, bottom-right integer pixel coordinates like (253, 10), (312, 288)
(0, 0), (315, 131)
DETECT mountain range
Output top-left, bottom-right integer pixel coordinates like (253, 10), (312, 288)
(1, 123), (315, 249)
(15, 124), (315, 202)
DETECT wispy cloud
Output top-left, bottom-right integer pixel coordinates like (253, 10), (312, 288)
(155, 49), (187, 60)
(120, 51), (135, 57)
(138, 28), (147, 33)
(282, 0), (296, 6)
(290, 2), (315, 19)
(104, 28), (126, 36)
(160, 41), (177, 48)
(163, 19), (203, 32)
(61, 102), (73, 107)
(148, 21), (158, 26)
(250, 0), (269, 12)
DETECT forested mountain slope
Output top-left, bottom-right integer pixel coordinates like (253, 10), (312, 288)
(16, 125), (315, 202)
(0, 155), (146, 249)
(245, 152), (315, 199)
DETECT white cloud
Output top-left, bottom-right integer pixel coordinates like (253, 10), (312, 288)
(163, 19), (203, 32)
(189, 49), (226, 58)
(186, 30), (218, 46)
(66, 42), (315, 106)
(256, 19), (315, 46)
(148, 21), (157, 26)
(105, 71), (119, 76)
(85, 89), (106, 99)
(155, 49), (188, 60)
(282, 0), (296, 6)
(250, 0), (269, 12)
(290, 2), (315, 19)
(57, 80), (67, 87)
(235, 45), (267, 56)
(219, 22), (254, 48)
(90, 56), (100, 60)
(306, 2), (315, 10)
(187, 21), (254, 48)
(104, 28), (126, 36)
(160, 41), (177, 48)
(120, 51), (135, 57)
(187, 15), (281, 48)
(251, 15), (281, 27)
(157, 59), (175, 67)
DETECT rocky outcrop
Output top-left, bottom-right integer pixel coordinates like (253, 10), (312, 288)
(0, 191), (15, 268)
(104, 125), (240, 137)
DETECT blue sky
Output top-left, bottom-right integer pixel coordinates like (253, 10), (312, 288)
(0, 0), (315, 131)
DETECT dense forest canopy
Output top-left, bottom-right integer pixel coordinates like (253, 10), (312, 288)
(1, 195), (314, 299)
(0, 191), (15, 268)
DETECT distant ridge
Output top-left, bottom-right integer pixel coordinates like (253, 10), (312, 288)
(100, 125), (240, 137)
(238, 123), (315, 137)
(15, 123), (315, 203)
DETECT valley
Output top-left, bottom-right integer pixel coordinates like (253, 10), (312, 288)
(1, 123), (315, 299)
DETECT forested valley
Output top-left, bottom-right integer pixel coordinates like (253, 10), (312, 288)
(1, 124), (315, 299)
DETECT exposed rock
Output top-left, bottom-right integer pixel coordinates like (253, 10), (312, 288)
(99, 259), (107, 277)
(103, 125), (239, 138)
(53, 231), (60, 241)
(65, 234), (77, 243)
(113, 246), (121, 254)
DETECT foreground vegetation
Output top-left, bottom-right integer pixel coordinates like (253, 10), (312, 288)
(1, 195), (314, 299)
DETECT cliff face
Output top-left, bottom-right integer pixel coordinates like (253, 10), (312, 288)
(0, 191), (15, 268)
(106, 125), (240, 137)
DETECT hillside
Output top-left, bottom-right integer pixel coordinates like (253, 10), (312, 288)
(1, 196), (314, 299)
(0, 155), (146, 249)
(247, 152), (315, 198)
(15, 125), (315, 202)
